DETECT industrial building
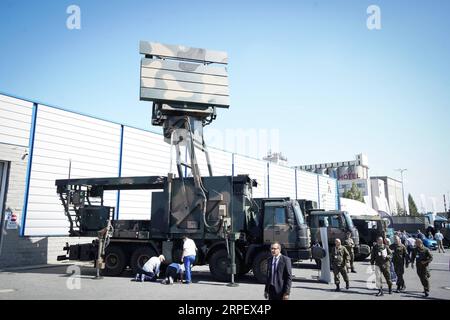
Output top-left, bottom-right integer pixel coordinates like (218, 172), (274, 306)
(297, 154), (371, 203)
(297, 154), (407, 215)
(0, 92), (339, 268)
(370, 176), (406, 215)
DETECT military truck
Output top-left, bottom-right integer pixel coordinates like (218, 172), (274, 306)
(391, 216), (432, 234)
(56, 176), (314, 283)
(433, 218), (450, 247)
(54, 41), (321, 284)
(351, 215), (387, 248)
(249, 197), (312, 282)
(306, 210), (371, 261)
(352, 215), (390, 261)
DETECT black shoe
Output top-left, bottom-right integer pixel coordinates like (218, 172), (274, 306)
(376, 289), (384, 296)
(424, 291), (429, 297)
(345, 282), (349, 290)
(388, 287), (392, 294)
(351, 269), (357, 273)
(335, 284), (341, 292)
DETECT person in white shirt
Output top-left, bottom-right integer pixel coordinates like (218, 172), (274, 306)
(134, 255), (165, 282)
(405, 235), (416, 256)
(181, 236), (197, 284)
(434, 230), (445, 253)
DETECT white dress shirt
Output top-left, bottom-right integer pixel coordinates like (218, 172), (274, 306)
(271, 254), (281, 284)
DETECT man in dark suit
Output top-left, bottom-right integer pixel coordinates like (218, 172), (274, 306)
(264, 242), (292, 300)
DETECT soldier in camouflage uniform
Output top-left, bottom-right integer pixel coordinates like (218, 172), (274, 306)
(330, 239), (350, 292)
(411, 239), (433, 297)
(370, 236), (393, 296)
(389, 235), (410, 292)
(343, 231), (356, 273)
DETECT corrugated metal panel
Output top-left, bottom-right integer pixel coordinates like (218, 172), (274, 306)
(190, 147), (232, 177)
(24, 105), (121, 236)
(268, 163), (296, 199)
(296, 170), (319, 203)
(119, 127), (170, 220)
(0, 93), (341, 232)
(318, 175), (338, 210)
(234, 155), (267, 198)
(0, 94), (33, 147)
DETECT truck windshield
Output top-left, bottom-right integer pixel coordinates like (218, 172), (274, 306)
(293, 202), (305, 225)
(344, 212), (354, 229)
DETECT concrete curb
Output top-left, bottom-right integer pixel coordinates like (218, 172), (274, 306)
(0, 263), (74, 272)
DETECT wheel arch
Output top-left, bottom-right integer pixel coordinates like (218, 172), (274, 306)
(205, 241), (244, 264)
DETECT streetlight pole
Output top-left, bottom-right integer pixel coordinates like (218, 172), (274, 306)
(396, 169), (407, 215)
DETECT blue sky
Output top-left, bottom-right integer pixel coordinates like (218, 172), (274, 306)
(1, 0), (449, 211)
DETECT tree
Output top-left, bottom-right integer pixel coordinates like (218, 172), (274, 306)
(396, 202), (406, 216)
(342, 182), (365, 203)
(408, 194), (419, 216)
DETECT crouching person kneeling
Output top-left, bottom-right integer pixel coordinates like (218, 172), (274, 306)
(134, 255), (165, 282)
(163, 263), (185, 285)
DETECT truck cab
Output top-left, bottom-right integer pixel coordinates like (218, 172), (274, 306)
(351, 215), (386, 260)
(248, 198), (311, 283)
(259, 198), (310, 259)
(307, 210), (370, 260)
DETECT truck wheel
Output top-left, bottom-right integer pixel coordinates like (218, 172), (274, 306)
(252, 251), (271, 284)
(238, 264), (251, 276)
(354, 253), (370, 261)
(209, 249), (242, 282)
(354, 244), (371, 261)
(102, 245), (127, 276)
(130, 246), (157, 275)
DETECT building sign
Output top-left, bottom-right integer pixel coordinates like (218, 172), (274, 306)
(337, 165), (365, 181)
(339, 173), (360, 180)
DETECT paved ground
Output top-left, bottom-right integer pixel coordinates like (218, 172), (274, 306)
(1, 251), (449, 300)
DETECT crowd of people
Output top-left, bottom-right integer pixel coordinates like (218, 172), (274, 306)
(265, 227), (445, 300)
(130, 230), (443, 300)
(331, 228), (443, 298)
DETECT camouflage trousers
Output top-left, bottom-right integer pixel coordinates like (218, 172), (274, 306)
(393, 263), (405, 289)
(416, 265), (430, 292)
(375, 265), (392, 289)
(332, 266), (349, 285)
(346, 249), (355, 271)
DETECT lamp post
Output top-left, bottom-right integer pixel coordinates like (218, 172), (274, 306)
(396, 169), (407, 215)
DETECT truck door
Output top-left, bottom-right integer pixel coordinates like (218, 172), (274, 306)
(329, 214), (346, 241)
(263, 204), (293, 249)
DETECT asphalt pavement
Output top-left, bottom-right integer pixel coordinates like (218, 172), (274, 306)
(0, 251), (449, 300)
